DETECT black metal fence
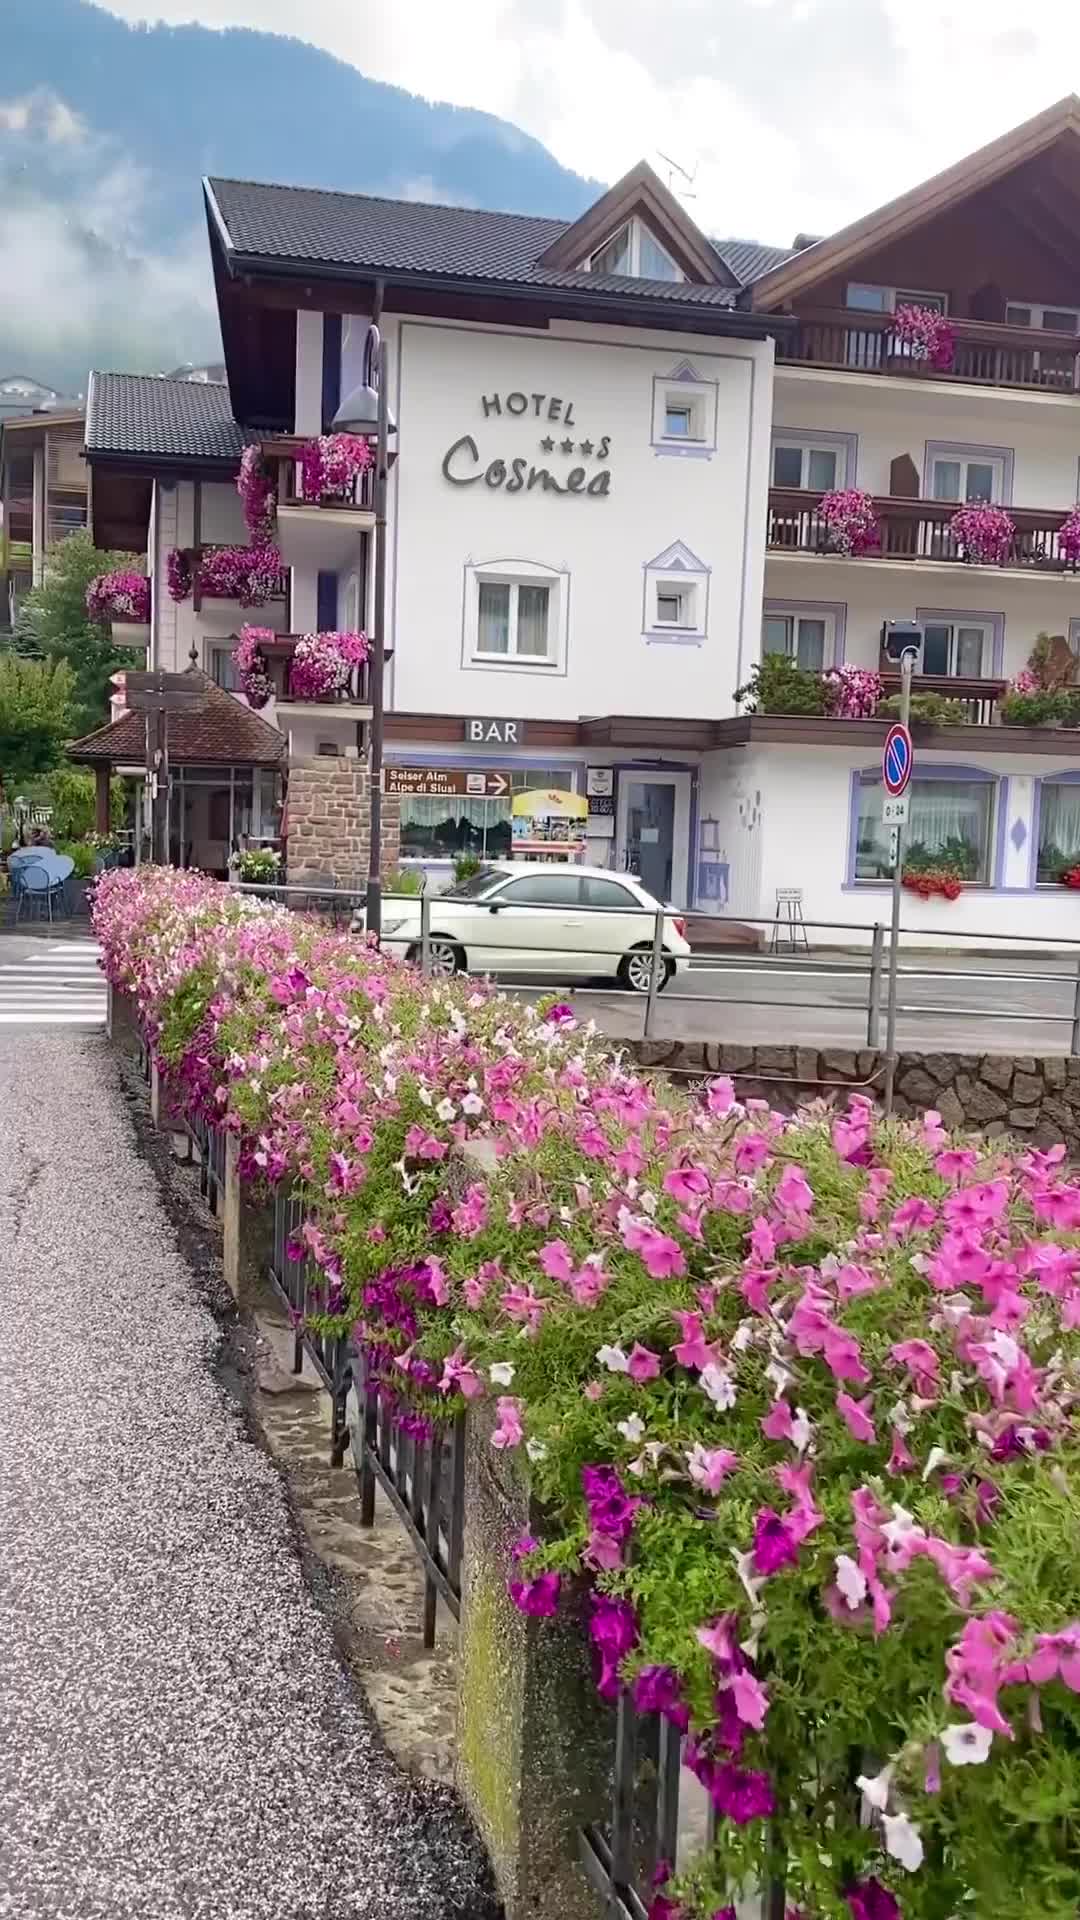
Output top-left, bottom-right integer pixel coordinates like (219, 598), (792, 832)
(350, 1364), (466, 1647)
(580, 1695), (687, 1919)
(189, 1112), (225, 1218)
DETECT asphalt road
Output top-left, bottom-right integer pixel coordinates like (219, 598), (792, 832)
(503, 951), (1080, 1054)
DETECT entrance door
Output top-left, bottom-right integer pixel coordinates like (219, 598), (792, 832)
(616, 773), (691, 905)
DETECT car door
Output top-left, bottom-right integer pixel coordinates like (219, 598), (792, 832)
(471, 870), (587, 973)
(580, 874), (653, 968)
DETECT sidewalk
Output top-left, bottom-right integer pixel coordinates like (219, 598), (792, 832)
(0, 1030), (493, 1920)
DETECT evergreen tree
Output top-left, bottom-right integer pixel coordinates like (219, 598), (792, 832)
(14, 533), (143, 736)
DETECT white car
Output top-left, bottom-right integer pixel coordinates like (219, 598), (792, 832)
(377, 862), (692, 993)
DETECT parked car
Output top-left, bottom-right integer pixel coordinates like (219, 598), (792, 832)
(370, 862), (691, 992)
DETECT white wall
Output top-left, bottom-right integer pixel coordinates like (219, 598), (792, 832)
(742, 741), (1080, 945)
(380, 316), (773, 723)
(773, 370), (1080, 513)
(154, 479), (288, 677)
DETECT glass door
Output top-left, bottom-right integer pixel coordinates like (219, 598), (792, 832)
(616, 773), (691, 905)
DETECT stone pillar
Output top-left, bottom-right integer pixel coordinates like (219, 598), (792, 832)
(285, 759), (400, 887)
(455, 1411), (609, 1920)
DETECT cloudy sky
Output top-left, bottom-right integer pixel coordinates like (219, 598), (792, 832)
(95, 0), (1067, 242)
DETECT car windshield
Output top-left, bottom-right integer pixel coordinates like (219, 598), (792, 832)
(441, 866), (507, 900)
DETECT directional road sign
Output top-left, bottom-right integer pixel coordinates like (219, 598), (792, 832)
(883, 722), (913, 797)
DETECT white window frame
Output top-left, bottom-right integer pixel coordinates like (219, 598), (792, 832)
(770, 434), (847, 492)
(761, 607), (834, 671)
(918, 618), (992, 679)
(463, 557), (569, 676)
(652, 366), (719, 455)
(846, 283), (948, 314)
(642, 541), (710, 643)
(927, 447), (1007, 505)
(1005, 298), (1080, 333)
(587, 217), (684, 282)
(653, 579), (698, 631)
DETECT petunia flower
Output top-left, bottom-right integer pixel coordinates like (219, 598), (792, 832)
(941, 1722), (993, 1766)
(882, 1811), (923, 1872)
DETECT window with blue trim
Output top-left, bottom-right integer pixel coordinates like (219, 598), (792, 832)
(854, 773), (996, 883)
(1037, 780), (1080, 883)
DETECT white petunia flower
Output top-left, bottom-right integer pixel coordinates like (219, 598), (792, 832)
(856, 1763), (893, 1813)
(834, 1554), (867, 1610)
(436, 1098), (457, 1122)
(765, 1359), (794, 1398)
(790, 1407), (812, 1454)
(460, 1092), (484, 1117)
(525, 1438), (548, 1463)
(941, 1722), (993, 1767)
(596, 1344), (630, 1373)
(922, 1446), (949, 1482)
(617, 1414), (646, 1445)
(731, 1321), (754, 1354)
(700, 1363), (737, 1411)
(489, 1362), (516, 1387)
(882, 1811), (924, 1873)
(418, 1085), (433, 1108)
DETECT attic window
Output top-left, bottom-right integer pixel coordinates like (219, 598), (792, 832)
(588, 218), (683, 283)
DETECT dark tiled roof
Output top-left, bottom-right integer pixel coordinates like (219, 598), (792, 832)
(86, 372), (256, 464)
(206, 177), (741, 308)
(68, 669), (285, 767)
(714, 239), (798, 284)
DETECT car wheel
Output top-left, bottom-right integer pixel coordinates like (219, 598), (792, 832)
(617, 947), (674, 994)
(406, 937), (463, 977)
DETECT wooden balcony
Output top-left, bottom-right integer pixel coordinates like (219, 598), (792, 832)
(768, 487), (1080, 572)
(187, 544), (289, 613)
(877, 669), (1007, 726)
(260, 436), (375, 513)
(776, 307), (1080, 394)
(255, 634), (372, 709)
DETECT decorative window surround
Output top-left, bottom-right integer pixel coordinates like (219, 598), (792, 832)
(642, 540), (710, 644)
(1032, 771), (1080, 888)
(460, 555), (569, 677)
(587, 217), (683, 282)
(845, 762), (1004, 890)
(923, 440), (1015, 506)
(915, 606), (1006, 679)
(651, 361), (719, 460)
(770, 428), (857, 492)
(763, 597), (846, 668)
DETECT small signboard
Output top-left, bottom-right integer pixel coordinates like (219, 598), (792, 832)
(883, 723), (913, 797)
(385, 766), (510, 797)
(586, 766), (614, 798)
(882, 794), (909, 826)
(464, 716), (525, 746)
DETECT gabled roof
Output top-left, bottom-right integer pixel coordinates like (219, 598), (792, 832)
(205, 174), (751, 313)
(533, 160), (734, 287)
(68, 669), (286, 767)
(714, 239), (797, 285)
(750, 92), (1080, 309)
(86, 372), (255, 468)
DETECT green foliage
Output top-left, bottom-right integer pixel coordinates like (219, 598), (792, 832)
(44, 765), (124, 841)
(13, 532), (145, 734)
(453, 851), (483, 884)
(904, 835), (980, 879)
(384, 866), (425, 896)
(1000, 689), (1075, 728)
(877, 691), (969, 727)
(735, 654), (826, 715)
(236, 847), (281, 883)
(58, 840), (97, 878)
(0, 654), (74, 792)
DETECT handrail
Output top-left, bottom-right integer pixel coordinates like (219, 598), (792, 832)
(777, 307), (1080, 392)
(768, 486), (1080, 570)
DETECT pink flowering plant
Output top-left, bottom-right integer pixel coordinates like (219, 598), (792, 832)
(237, 447), (277, 543)
(950, 504), (1015, 567)
(95, 866), (1080, 1920)
(819, 489), (879, 558)
(197, 544), (286, 607)
(1057, 509), (1080, 569)
(299, 433), (374, 504)
(287, 631), (370, 700)
(822, 665), (884, 720)
(166, 548), (194, 603)
(890, 305), (956, 371)
(85, 569), (150, 623)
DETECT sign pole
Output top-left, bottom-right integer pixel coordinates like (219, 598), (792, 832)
(882, 659), (915, 1115)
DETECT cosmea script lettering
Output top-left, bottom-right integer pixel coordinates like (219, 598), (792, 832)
(441, 390), (612, 497)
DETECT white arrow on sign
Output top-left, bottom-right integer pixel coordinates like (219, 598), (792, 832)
(487, 773), (509, 796)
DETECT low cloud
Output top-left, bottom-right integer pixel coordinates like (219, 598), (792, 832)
(0, 90), (218, 391)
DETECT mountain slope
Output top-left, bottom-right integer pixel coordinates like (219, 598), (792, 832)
(1, 0), (599, 391)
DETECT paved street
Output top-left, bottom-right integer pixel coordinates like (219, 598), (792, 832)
(0, 937), (105, 1027)
(0, 1032), (492, 1920)
(507, 950), (1080, 1055)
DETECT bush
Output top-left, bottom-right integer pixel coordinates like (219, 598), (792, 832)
(736, 655), (827, 716)
(453, 851), (483, 884)
(1000, 689), (1071, 728)
(877, 693), (969, 728)
(384, 867), (425, 896)
(45, 767), (125, 842)
(58, 840), (97, 878)
(96, 868), (1080, 1920)
(236, 847), (281, 884)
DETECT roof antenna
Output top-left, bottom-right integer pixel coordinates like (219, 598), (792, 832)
(656, 150), (698, 202)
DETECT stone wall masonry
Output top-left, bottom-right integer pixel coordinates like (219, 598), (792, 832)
(286, 760), (401, 886)
(630, 1040), (1080, 1154)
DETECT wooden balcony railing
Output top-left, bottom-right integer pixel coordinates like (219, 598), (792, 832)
(768, 487), (1080, 571)
(776, 307), (1080, 393)
(877, 669), (1007, 726)
(255, 634), (372, 706)
(188, 544), (289, 612)
(260, 437), (376, 513)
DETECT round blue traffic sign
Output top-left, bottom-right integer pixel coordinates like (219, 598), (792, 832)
(883, 723), (913, 796)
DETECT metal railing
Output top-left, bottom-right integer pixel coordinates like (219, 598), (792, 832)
(190, 1111), (226, 1217)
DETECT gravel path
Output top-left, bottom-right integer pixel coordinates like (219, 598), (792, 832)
(0, 1033), (496, 1920)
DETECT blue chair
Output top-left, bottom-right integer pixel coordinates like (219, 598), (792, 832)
(9, 850), (44, 921)
(16, 854), (71, 924)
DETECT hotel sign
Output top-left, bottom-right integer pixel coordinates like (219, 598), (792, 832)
(441, 390), (613, 497)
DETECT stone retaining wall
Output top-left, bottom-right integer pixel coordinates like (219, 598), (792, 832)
(631, 1039), (1080, 1153)
(286, 760), (401, 885)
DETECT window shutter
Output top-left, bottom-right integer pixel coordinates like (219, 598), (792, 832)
(889, 452), (920, 498)
(971, 282), (1005, 323)
(316, 571), (338, 630)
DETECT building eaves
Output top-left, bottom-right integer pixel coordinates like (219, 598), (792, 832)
(85, 371), (256, 468)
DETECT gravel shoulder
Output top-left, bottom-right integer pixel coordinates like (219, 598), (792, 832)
(0, 1031), (497, 1920)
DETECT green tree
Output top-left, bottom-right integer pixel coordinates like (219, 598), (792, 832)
(43, 766), (125, 841)
(14, 532), (145, 735)
(0, 657), (74, 795)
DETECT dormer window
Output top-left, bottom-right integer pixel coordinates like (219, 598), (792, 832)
(588, 218), (683, 282)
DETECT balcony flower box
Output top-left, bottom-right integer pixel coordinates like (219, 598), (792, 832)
(821, 664), (883, 718)
(889, 303), (956, 371)
(818, 487), (879, 557)
(197, 544), (286, 608)
(950, 502), (1015, 566)
(298, 433), (373, 505)
(85, 570), (150, 624)
(166, 548), (194, 603)
(1058, 508), (1080, 570)
(237, 447), (277, 543)
(286, 630), (370, 700)
(233, 625), (275, 708)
